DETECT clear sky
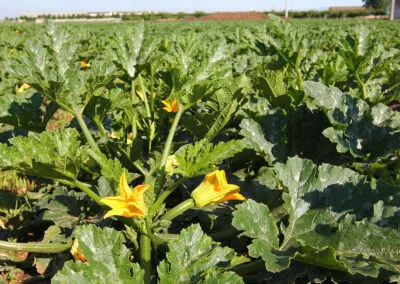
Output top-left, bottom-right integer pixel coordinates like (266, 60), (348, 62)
(0, 0), (364, 19)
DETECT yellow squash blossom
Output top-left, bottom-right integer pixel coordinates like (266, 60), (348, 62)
(21, 83), (30, 89)
(100, 172), (149, 218)
(10, 49), (14, 54)
(15, 29), (19, 34)
(15, 83), (31, 94)
(161, 99), (178, 112)
(70, 239), (87, 263)
(80, 60), (90, 68)
(191, 170), (246, 208)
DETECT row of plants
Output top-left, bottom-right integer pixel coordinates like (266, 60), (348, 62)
(0, 16), (399, 282)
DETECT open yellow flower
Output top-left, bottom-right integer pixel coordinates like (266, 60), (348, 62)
(161, 99), (178, 112)
(100, 172), (149, 218)
(191, 170), (246, 208)
(80, 60), (90, 69)
(21, 83), (30, 89)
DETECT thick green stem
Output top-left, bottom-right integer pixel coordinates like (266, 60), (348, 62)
(140, 232), (152, 283)
(139, 75), (152, 120)
(72, 180), (102, 206)
(130, 79), (138, 139)
(148, 177), (187, 217)
(59, 178), (103, 207)
(0, 240), (72, 253)
(51, 99), (75, 116)
(75, 112), (101, 154)
(355, 73), (367, 100)
(93, 118), (107, 138)
(296, 69), (303, 90)
(132, 112), (138, 140)
(133, 161), (147, 176)
(51, 168), (76, 181)
(153, 233), (178, 245)
(153, 106), (184, 197)
(145, 216), (156, 246)
(160, 199), (195, 222)
(159, 107), (184, 169)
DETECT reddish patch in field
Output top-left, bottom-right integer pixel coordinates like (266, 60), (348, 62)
(199, 12), (270, 21)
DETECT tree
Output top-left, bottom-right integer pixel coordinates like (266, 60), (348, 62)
(362, 0), (390, 9)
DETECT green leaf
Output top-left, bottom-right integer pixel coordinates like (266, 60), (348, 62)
(157, 224), (245, 283)
(83, 88), (129, 124)
(304, 81), (400, 159)
(42, 225), (63, 243)
(107, 24), (145, 78)
(87, 149), (124, 193)
(37, 187), (87, 228)
(175, 140), (244, 178)
(239, 118), (277, 165)
(274, 157), (400, 276)
(299, 215), (400, 276)
(0, 128), (86, 180)
(232, 200), (286, 272)
(182, 75), (251, 140)
(276, 157), (362, 249)
(198, 271), (243, 284)
(53, 224), (142, 283)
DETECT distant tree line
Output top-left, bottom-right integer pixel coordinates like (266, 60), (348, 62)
(7, 8), (388, 22)
(270, 9), (386, 19)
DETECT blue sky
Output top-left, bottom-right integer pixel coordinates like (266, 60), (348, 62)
(0, 0), (364, 19)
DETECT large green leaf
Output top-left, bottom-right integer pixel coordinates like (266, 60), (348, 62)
(157, 224), (245, 283)
(276, 157), (361, 250)
(8, 23), (116, 113)
(0, 128), (86, 180)
(52, 224), (142, 283)
(299, 215), (400, 277)
(233, 157), (399, 276)
(182, 75), (251, 141)
(304, 81), (400, 159)
(107, 23), (145, 78)
(36, 187), (88, 228)
(198, 271), (243, 284)
(337, 26), (400, 104)
(232, 200), (285, 272)
(87, 149), (125, 192)
(175, 140), (244, 178)
(239, 118), (278, 165)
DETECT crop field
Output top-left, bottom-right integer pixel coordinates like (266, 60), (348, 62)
(0, 16), (399, 283)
